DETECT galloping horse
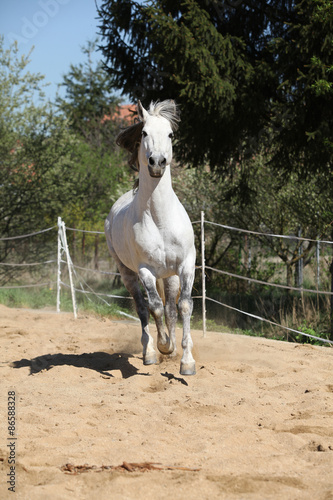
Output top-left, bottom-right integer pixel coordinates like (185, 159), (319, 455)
(105, 100), (196, 375)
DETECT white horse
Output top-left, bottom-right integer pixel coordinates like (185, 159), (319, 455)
(105, 100), (196, 375)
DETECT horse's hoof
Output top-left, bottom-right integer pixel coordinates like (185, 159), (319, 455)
(157, 339), (174, 355)
(180, 361), (196, 376)
(143, 352), (157, 365)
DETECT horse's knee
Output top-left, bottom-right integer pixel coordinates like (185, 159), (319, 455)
(149, 297), (164, 321)
(178, 297), (193, 317)
(139, 268), (163, 319)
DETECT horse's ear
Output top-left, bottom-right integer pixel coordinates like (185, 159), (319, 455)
(137, 100), (148, 122)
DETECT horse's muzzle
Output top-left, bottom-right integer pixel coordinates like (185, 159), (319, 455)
(148, 155), (166, 177)
(148, 165), (166, 177)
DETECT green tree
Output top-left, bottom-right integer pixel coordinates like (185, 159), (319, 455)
(0, 38), (80, 278)
(269, 0), (333, 177)
(225, 153), (332, 287)
(57, 39), (121, 148)
(97, 0), (332, 178)
(173, 165), (239, 276)
(173, 148), (332, 291)
(97, 0), (275, 168)
(56, 40), (135, 263)
(57, 40), (134, 225)
(97, 0), (332, 294)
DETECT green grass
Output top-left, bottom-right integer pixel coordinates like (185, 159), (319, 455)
(0, 286), (131, 320)
(191, 316), (230, 334)
(0, 286), (331, 346)
(0, 286), (58, 310)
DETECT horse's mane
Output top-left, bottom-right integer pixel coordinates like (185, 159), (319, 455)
(116, 121), (143, 173)
(147, 100), (180, 132)
(116, 100), (180, 173)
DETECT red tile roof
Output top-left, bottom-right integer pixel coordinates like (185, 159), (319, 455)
(102, 104), (136, 125)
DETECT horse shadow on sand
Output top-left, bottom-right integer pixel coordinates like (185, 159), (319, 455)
(10, 351), (150, 379)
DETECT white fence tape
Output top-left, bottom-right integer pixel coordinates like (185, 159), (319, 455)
(0, 260), (56, 267)
(199, 212), (333, 345)
(1, 213), (332, 345)
(205, 266), (333, 296)
(72, 264), (121, 277)
(0, 282), (57, 289)
(204, 221), (333, 245)
(205, 297), (333, 345)
(61, 283), (133, 300)
(65, 227), (104, 234)
(0, 227), (56, 241)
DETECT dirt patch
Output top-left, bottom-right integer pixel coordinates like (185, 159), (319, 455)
(0, 304), (332, 499)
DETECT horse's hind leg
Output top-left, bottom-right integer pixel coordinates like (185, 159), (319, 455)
(178, 269), (196, 376)
(110, 255), (157, 365)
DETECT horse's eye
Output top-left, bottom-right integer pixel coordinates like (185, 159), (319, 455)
(169, 133), (174, 139)
(142, 130), (148, 138)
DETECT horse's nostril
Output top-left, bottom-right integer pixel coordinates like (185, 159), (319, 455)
(148, 156), (155, 166)
(160, 157), (166, 167)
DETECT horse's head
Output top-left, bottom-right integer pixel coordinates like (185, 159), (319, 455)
(137, 100), (179, 178)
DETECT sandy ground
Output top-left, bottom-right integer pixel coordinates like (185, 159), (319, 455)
(0, 304), (332, 500)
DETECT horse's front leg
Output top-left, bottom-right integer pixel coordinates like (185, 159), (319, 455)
(139, 267), (174, 355)
(109, 254), (157, 365)
(178, 269), (196, 375)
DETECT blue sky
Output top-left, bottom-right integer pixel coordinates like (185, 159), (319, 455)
(0, 0), (122, 103)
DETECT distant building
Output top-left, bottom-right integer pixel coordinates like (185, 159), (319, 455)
(101, 104), (136, 125)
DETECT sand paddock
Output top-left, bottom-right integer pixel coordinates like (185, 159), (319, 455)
(0, 304), (332, 499)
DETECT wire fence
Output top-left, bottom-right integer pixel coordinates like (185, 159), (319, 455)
(1, 214), (332, 345)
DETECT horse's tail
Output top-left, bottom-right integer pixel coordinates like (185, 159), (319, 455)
(156, 278), (181, 305)
(156, 279), (165, 305)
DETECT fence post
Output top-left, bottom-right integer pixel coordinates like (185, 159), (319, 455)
(62, 220), (77, 319)
(56, 217), (62, 313)
(316, 240), (320, 289)
(296, 226), (303, 288)
(57, 219), (77, 319)
(201, 211), (207, 337)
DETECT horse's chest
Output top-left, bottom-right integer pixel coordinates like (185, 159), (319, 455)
(112, 201), (193, 277)
(134, 224), (181, 270)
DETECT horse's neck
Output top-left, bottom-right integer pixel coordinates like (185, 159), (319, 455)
(135, 166), (175, 219)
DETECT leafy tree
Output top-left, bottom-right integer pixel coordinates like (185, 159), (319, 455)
(97, 0), (332, 302)
(269, 0), (333, 177)
(226, 153), (332, 287)
(57, 40), (135, 225)
(97, 0), (332, 178)
(56, 40), (135, 263)
(173, 148), (332, 290)
(0, 38), (80, 280)
(97, 0), (272, 168)
(57, 39), (121, 148)
(173, 166), (240, 280)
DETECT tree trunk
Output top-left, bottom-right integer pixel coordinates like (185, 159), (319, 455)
(94, 234), (99, 271)
(286, 262), (293, 288)
(82, 233), (85, 261)
(295, 226), (303, 288)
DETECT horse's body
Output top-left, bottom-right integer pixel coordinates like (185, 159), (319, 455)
(105, 100), (196, 375)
